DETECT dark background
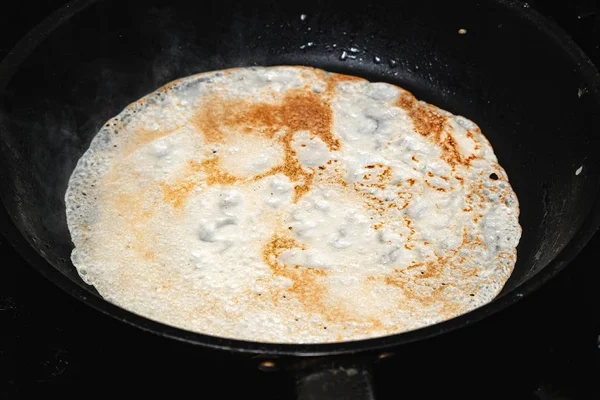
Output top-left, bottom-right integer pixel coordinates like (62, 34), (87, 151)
(1, 1), (599, 399)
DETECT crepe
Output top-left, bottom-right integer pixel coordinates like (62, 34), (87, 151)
(65, 66), (521, 343)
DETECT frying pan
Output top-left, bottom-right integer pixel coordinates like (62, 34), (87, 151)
(1, 0), (599, 398)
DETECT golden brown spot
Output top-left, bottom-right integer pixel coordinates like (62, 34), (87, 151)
(292, 173), (315, 202)
(261, 234), (350, 322)
(396, 92), (447, 138)
(383, 272), (405, 288)
(191, 89), (338, 150)
(373, 268), (455, 323)
(378, 224), (484, 313)
(465, 128), (487, 153)
(463, 154), (477, 166)
(261, 230), (397, 334)
(190, 87), (340, 202)
(159, 158), (238, 209)
(330, 74), (365, 83)
(378, 167), (393, 183)
(196, 159), (237, 186)
(417, 257), (446, 280)
(396, 92), (477, 168)
(159, 177), (199, 209)
(262, 235), (306, 265)
(382, 270), (443, 308)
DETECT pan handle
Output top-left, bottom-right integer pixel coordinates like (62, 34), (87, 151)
(293, 358), (375, 400)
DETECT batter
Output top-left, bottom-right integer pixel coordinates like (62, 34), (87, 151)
(65, 66), (521, 343)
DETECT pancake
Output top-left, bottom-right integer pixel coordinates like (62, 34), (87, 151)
(65, 66), (521, 343)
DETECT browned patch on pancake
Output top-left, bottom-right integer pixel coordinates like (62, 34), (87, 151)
(396, 92), (476, 168)
(261, 234), (330, 314)
(157, 71), (378, 209)
(261, 233), (394, 335)
(159, 158), (238, 208)
(377, 166), (393, 182)
(382, 270), (450, 315)
(326, 73), (366, 93)
(291, 171), (315, 202)
(159, 176), (199, 210)
(350, 163), (408, 215)
(381, 265), (465, 320)
(189, 98), (228, 143)
(440, 134), (463, 167)
(192, 158), (237, 186)
(190, 86), (338, 201)
(396, 92), (446, 137)
(329, 74), (365, 84)
(252, 127), (316, 202)
(385, 271), (465, 320)
(318, 165), (349, 189)
(191, 89), (338, 149)
(424, 177), (448, 192)
(416, 257), (447, 280)
(375, 220), (487, 320)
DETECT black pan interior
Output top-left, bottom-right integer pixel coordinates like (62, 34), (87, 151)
(0, 0), (599, 325)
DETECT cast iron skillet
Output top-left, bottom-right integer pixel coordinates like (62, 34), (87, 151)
(1, 0), (599, 398)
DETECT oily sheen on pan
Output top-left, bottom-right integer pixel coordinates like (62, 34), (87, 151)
(65, 66), (521, 343)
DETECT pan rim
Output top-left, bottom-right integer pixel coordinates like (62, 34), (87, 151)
(1, 0), (600, 356)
